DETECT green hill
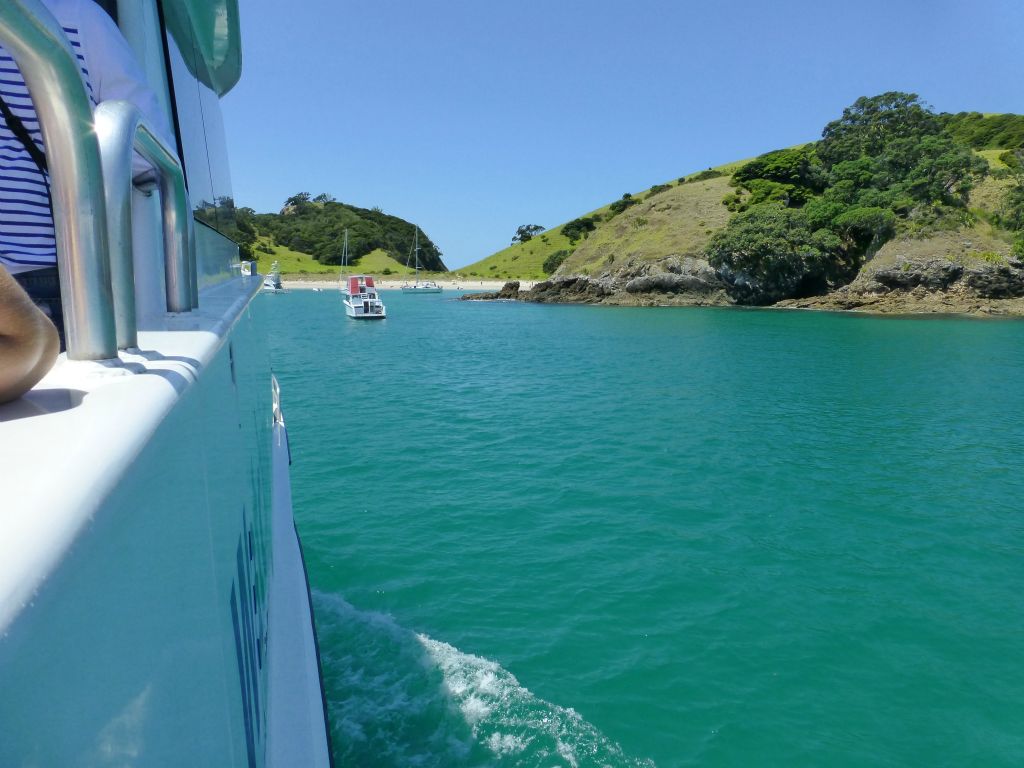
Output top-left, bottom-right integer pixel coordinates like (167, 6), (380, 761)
(226, 193), (448, 274)
(466, 97), (1024, 307)
(457, 157), (760, 280)
(252, 238), (420, 278)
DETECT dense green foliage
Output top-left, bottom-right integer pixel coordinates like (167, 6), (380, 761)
(708, 92), (993, 304)
(940, 112), (1024, 150)
(818, 93), (940, 166)
(609, 193), (638, 215)
(733, 147), (825, 192)
(997, 152), (1024, 237)
(543, 249), (570, 275)
(251, 194), (446, 270)
(645, 184), (672, 199)
(683, 169), (724, 183)
(561, 216), (598, 244)
(706, 207), (842, 303)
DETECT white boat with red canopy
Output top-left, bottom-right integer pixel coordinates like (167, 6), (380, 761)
(342, 274), (387, 319)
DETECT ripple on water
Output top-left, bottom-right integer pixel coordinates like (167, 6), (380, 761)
(267, 293), (1024, 767)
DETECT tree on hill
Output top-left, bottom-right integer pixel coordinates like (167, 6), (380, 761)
(543, 250), (570, 275)
(817, 92), (941, 168)
(512, 224), (545, 244)
(999, 151), (1024, 233)
(609, 193), (638, 214)
(706, 205), (843, 304)
(284, 192), (312, 209)
(561, 216), (598, 244)
(939, 112), (1024, 150)
(707, 91), (990, 304)
(253, 194), (448, 271)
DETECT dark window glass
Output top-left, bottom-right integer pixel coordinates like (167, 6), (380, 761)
(164, 23), (242, 243)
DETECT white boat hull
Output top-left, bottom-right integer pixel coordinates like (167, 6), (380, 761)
(341, 275), (386, 318)
(0, 279), (331, 766)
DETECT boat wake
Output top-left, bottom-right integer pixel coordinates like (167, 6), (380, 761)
(312, 591), (655, 767)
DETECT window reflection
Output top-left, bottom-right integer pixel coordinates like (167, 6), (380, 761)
(165, 18), (241, 245)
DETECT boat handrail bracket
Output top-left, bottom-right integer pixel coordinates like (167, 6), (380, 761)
(0, 4), (200, 359)
(0, 0), (116, 360)
(95, 99), (197, 349)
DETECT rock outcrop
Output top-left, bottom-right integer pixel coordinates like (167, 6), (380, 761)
(466, 236), (1024, 316)
(459, 281), (522, 301)
(779, 253), (1024, 314)
(525, 275), (616, 304)
(510, 256), (733, 307)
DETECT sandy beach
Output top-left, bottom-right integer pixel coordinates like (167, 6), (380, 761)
(281, 278), (537, 292)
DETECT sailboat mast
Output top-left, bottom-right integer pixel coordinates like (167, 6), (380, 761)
(414, 227), (420, 280)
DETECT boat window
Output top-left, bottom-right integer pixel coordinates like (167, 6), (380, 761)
(162, 16), (242, 244)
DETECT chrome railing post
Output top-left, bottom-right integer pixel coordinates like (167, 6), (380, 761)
(94, 102), (139, 348)
(187, 213), (198, 308)
(95, 100), (194, 348)
(0, 0), (116, 360)
(154, 129), (196, 313)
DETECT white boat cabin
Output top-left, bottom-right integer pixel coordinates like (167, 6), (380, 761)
(342, 274), (386, 318)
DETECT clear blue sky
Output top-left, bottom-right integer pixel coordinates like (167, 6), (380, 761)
(221, 0), (1024, 269)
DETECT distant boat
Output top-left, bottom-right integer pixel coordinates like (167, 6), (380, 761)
(337, 230), (385, 318)
(263, 260), (283, 292)
(401, 227), (442, 293)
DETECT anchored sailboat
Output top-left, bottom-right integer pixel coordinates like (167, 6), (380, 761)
(401, 227), (442, 293)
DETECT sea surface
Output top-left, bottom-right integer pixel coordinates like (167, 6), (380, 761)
(264, 290), (1024, 767)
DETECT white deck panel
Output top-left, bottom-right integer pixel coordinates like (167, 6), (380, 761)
(0, 275), (259, 632)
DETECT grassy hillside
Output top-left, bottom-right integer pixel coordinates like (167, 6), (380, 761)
(245, 194), (447, 273)
(255, 238), (422, 278)
(562, 176), (734, 276)
(255, 237), (336, 276)
(465, 105), (1023, 289)
(455, 227), (577, 280)
(458, 157), (756, 280)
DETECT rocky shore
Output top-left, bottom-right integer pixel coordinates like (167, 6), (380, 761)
(461, 256), (734, 307)
(464, 241), (1024, 317)
(778, 233), (1024, 315)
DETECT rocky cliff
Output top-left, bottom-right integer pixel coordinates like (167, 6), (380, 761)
(467, 230), (1024, 315)
(462, 255), (734, 306)
(778, 230), (1024, 315)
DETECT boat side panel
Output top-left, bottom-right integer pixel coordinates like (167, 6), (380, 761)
(196, 219), (242, 289)
(0, 304), (272, 767)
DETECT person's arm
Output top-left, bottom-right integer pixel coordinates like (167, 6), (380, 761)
(0, 267), (59, 404)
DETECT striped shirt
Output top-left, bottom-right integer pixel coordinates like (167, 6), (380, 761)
(0, 0), (170, 274)
(0, 26), (94, 273)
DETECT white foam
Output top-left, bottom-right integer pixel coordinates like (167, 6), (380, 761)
(486, 731), (528, 756)
(461, 694), (491, 725)
(417, 632), (654, 766)
(312, 590), (655, 767)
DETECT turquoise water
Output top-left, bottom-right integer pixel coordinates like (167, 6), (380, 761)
(265, 291), (1024, 767)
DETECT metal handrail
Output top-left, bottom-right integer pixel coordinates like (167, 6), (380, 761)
(0, 0), (116, 360)
(95, 100), (195, 348)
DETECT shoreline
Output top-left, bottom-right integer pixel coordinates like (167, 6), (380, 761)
(281, 277), (539, 292)
(277, 277), (1024, 317)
